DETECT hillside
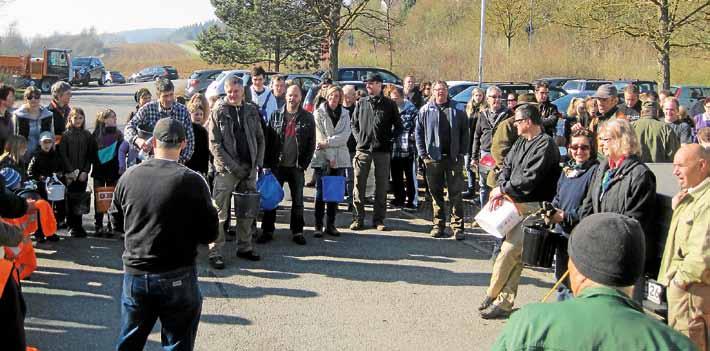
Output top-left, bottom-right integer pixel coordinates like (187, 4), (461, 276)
(102, 43), (222, 77)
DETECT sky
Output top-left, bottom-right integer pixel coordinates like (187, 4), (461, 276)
(1, 0), (217, 38)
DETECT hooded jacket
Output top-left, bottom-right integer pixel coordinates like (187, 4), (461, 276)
(13, 105), (54, 155)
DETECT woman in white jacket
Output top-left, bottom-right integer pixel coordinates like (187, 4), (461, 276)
(311, 86), (351, 237)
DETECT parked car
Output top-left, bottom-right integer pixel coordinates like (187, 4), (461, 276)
(613, 80), (658, 95)
(671, 85), (709, 109)
(185, 69), (226, 99)
(322, 67), (402, 85)
(71, 56), (106, 86)
(446, 81), (478, 98)
(533, 77), (576, 89)
(281, 73), (322, 94)
(452, 82), (567, 112)
(163, 66), (179, 80)
(104, 71), (126, 85)
(562, 79), (612, 94)
(128, 66), (176, 83)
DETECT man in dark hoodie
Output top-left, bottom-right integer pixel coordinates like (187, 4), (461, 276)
(350, 73), (402, 231)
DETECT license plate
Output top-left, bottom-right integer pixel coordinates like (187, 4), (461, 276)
(646, 280), (665, 305)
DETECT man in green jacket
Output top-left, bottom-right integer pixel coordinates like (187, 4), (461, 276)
(492, 213), (696, 351)
(658, 144), (710, 350)
(631, 100), (680, 163)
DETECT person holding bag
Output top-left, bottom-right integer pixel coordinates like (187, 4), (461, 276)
(59, 107), (96, 238)
(91, 109), (123, 237)
(312, 85), (351, 238)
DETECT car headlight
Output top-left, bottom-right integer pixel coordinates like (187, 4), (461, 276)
(79, 68), (86, 74)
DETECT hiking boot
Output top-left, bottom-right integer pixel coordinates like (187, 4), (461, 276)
(478, 296), (494, 311)
(430, 227), (446, 238)
(454, 230), (465, 241)
(349, 221), (364, 231)
(480, 305), (512, 320)
(292, 233), (307, 245)
(209, 256), (225, 270)
(256, 231), (274, 244)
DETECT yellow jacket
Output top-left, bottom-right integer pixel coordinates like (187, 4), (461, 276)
(658, 178), (710, 286)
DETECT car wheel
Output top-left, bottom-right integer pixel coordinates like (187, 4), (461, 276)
(98, 75), (105, 86)
(82, 77), (89, 87)
(40, 77), (56, 93)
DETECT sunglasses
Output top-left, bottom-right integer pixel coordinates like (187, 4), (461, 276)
(569, 144), (591, 151)
(28, 94), (41, 100)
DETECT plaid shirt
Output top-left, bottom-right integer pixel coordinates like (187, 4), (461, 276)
(392, 100), (419, 159)
(124, 101), (194, 163)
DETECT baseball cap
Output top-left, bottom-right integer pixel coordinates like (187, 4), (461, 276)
(363, 72), (383, 83)
(40, 131), (54, 142)
(153, 118), (186, 144)
(593, 84), (618, 99)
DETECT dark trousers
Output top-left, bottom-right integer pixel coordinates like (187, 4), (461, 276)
(66, 180), (88, 230)
(390, 156), (416, 205)
(353, 151), (390, 224)
(424, 157), (465, 231)
(314, 167), (345, 228)
(93, 179), (116, 229)
(0, 267), (26, 351)
(261, 167), (305, 235)
(554, 235), (572, 300)
(117, 266), (202, 351)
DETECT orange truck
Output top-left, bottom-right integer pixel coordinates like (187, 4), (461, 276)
(0, 48), (72, 93)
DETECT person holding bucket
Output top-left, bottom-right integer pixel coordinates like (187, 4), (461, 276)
(91, 109), (123, 237)
(311, 85), (351, 238)
(414, 81), (469, 240)
(479, 103), (561, 320)
(207, 76), (265, 269)
(27, 131), (63, 242)
(258, 85), (316, 245)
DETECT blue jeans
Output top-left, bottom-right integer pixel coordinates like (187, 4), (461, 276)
(478, 167), (490, 206)
(464, 154), (475, 190)
(117, 266), (202, 351)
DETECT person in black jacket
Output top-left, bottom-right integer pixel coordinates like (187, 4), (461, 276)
(91, 109), (122, 237)
(577, 118), (657, 302)
(480, 103), (561, 320)
(185, 95), (210, 176)
(535, 81), (561, 137)
(259, 85), (316, 245)
(350, 73), (402, 231)
(27, 131), (63, 242)
(109, 118), (217, 351)
(59, 107), (97, 238)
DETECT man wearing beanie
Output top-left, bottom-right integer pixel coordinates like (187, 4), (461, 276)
(492, 213), (696, 350)
(631, 100), (680, 163)
(110, 118), (218, 350)
(479, 103), (560, 319)
(658, 144), (710, 350)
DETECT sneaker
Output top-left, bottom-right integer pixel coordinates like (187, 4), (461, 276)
(478, 296), (494, 311)
(209, 256), (225, 270)
(292, 234), (307, 245)
(236, 250), (261, 261)
(480, 305), (511, 320)
(47, 234), (60, 242)
(349, 221), (364, 231)
(70, 228), (87, 238)
(256, 231), (274, 244)
(314, 227), (324, 238)
(325, 225), (340, 237)
(374, 222), (387, 231)
(454, 230), (465, 241)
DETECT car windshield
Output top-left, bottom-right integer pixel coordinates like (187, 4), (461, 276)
(452, 86), (476, 103)
(72, 58), (91, 66)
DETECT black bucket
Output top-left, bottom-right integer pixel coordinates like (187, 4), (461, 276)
(522, 221), (557, 268)
(233, 192), (261, 219)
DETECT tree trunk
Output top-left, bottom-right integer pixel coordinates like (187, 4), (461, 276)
(274, 37), (281, 72)
(659, 47), (671, 90)
(658, 0), (671, 90)
(507, 35), (512, 51)
(329, 32), (340, 80)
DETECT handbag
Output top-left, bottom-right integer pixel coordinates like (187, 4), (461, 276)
(67, 191), (91, 215)
(256, 171), (284, 211)
(322, 173), (346, 203)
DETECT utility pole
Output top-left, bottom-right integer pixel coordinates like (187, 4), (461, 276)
(477, 0), (486, 85)
(526, 0), (534, 47)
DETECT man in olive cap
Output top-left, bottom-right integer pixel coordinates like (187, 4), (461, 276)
(492, 213), (696, 350)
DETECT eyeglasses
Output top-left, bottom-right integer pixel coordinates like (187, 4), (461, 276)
(513, 118), (529, 125)
(488, 95), (502, 99)
(569, 144), (591, 151)
(599, 137), (611, 142)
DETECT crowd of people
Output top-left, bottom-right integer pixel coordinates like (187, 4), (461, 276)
(1, 65), (710, 350)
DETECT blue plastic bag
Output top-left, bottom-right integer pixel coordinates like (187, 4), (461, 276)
(322, 175), (346, 203)
(257, 172), (284, 210)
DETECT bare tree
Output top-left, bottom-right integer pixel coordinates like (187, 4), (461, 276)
(381, 0), (404, 71)
(488, 0), (528, 51)
(553, 0), (710, 89)
(303, 0), (387, 78)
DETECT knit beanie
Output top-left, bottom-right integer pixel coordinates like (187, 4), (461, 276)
(568, 213), (645, 287)
(0, 167), (21, 190)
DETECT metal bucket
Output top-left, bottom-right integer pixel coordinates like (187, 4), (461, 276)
(46, 177), (65, 202)
(233, 192), (261, 219)
(522, 221), (557, 268)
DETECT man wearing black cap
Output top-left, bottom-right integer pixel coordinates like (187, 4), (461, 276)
(480, 103), (561, 319)
(110, 118), (218, 351)
(350, 72), (401, 231)
(492, 213), (696, 350)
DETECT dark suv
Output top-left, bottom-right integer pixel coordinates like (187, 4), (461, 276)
(71, 56), (106, 86)
(321, 67), (402, 85)
(129, 66), (178, 83)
